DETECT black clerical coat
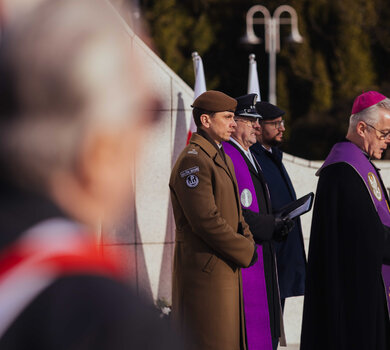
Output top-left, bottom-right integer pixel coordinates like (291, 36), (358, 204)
(227, 141), (281, 339)
(250, 143), (306, 299)
(300, 162), (390, 350)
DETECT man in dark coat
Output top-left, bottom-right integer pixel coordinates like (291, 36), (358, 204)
(251, 102), (306, 306)
(0, 1), (181, 348)
(300, 91), (390, 350)
(224, 94), (294, 350)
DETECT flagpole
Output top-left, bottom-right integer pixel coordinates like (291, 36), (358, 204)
(247, 53), (261, 102)
(191, 51), (207, 99)
(192, 51), (199, 78)
(187, 52), (207, 144)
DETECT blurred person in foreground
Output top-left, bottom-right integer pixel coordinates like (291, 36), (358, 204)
(250, 102), (306, 310)
(0, 0), (181, 348)
(300, 91), (390, 350)
(169, 90), (258, 350)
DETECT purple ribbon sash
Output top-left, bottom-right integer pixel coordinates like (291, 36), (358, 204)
(320, 142), (390, 317)
(224, 142), (272, 350)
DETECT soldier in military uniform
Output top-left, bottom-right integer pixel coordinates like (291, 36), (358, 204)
(169, 90), (258, 350)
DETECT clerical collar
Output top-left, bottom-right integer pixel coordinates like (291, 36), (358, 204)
(230, 137), (248, 153)
(230, 137), (258, 171)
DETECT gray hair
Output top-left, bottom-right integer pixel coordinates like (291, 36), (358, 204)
(349, 98), (390, 130)
(0, 0), (141, 190)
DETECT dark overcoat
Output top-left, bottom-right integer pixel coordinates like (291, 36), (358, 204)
(227, 141), (281, 339)
(250, 143), (306, 299)
(169, 133), (256, 350)
(300, 162), (390, 350)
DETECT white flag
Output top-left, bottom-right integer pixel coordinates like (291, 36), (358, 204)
(187, 52), (206, 144)
(247, 53), (261, 101)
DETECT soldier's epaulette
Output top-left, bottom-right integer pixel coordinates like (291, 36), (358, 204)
(187, 147), (198, 155)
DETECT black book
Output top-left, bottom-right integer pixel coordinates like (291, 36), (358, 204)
(274, 192), (314, 220)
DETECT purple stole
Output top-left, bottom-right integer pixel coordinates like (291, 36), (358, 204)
(224, 142), (272, 350)
(319, 141), (390, 318)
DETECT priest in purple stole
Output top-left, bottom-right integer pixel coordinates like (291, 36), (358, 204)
(301, 91), (390, 350)
(224, 94), (295, 350)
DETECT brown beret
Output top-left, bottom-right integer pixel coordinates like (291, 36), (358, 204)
(191, 90), (237, 112)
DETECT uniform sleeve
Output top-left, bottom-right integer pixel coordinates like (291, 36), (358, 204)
(240, 211), (255, 241)
(170, 154), (255, 268)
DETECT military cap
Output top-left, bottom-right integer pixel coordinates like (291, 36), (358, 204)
(255, 101), (285, 120)
(235, 93), (261, 118)
(351, 91), (386, 114)
(191, 90), (237, 112)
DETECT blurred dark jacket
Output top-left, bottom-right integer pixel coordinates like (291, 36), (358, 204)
(0, 180), (182, 350)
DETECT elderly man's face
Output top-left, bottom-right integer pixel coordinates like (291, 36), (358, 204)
(66, 15), (161, 226)
(232, 116), (259, 150)
(363, 109), (390, 159)
(0, 0), (47, 28)
(94, 58), (161, 225)
(0, 0), (162, 228)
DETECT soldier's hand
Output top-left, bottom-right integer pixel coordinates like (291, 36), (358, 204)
(273, 217), (294, 242)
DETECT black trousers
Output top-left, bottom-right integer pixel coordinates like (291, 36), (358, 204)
(272, 336), (279, 350)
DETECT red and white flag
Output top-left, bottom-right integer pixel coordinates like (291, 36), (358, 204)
(187, 51), (206, 144)
(247, 53), (261, 102)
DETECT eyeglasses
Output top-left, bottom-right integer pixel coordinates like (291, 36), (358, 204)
(261, 120), (285, 129)
(365, 123), (390, 140)
(234, 118), (259, 127)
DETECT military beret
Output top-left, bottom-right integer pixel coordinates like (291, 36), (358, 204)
(351, 91), (387, 114)
(191, 90), (237, 112)
(255, 101), (285, 120)
(235, 94), (261, 118)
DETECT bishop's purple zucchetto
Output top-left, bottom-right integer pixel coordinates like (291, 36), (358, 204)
(351, 91), (387, 114)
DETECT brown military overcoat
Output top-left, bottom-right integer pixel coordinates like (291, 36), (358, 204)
(169, 132), (256, 350)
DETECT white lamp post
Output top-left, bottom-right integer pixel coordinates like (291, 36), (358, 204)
(244, 5), (303, 104)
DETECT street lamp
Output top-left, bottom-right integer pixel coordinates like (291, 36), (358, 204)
(243, 5), (303, 104)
